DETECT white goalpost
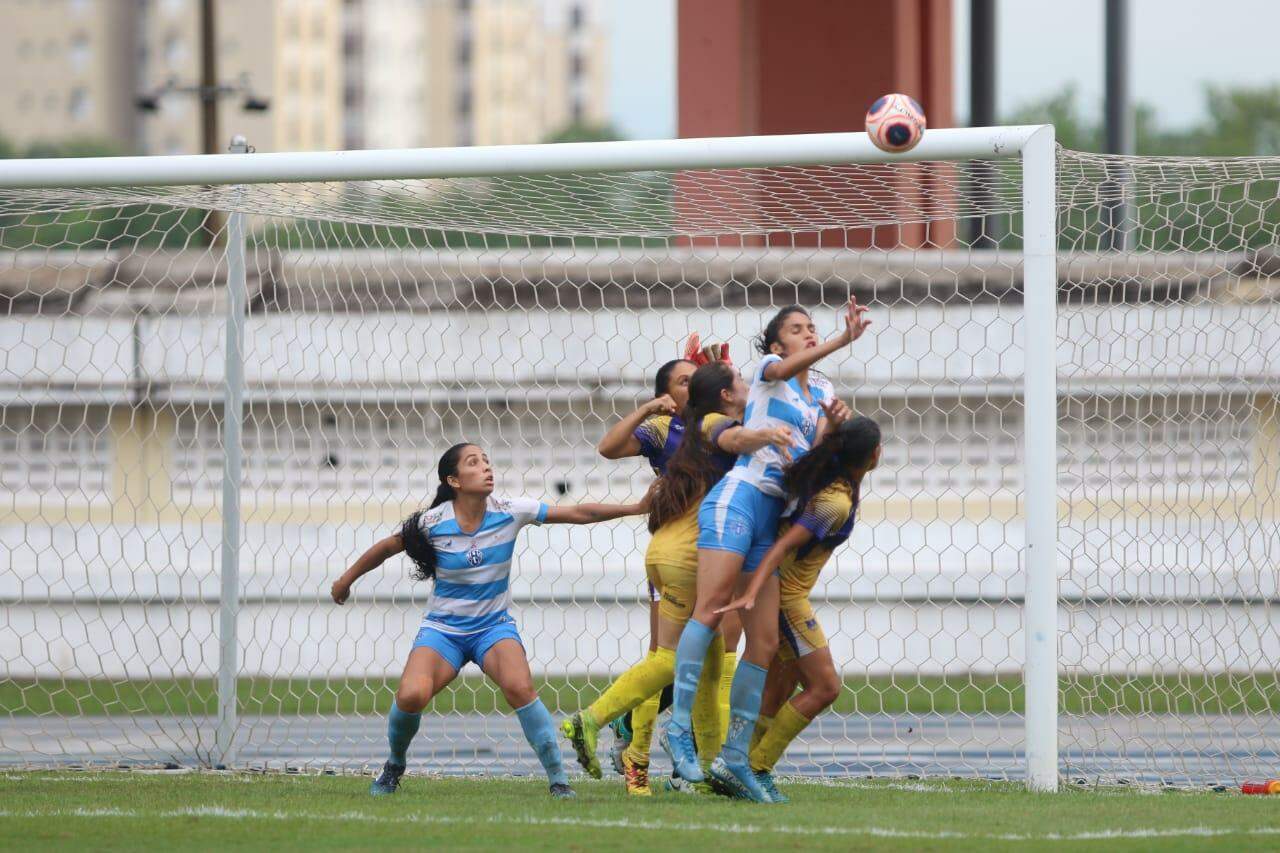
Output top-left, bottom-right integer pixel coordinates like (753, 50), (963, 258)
(2, 125), (1277, 792)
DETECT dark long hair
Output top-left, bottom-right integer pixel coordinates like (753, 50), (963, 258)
(755, 305), (810, 356)
(400, 442), (472, 581)
(654, 358), (693, 398)
(783, 417), (881, 505)
(648, 362), (737, 532)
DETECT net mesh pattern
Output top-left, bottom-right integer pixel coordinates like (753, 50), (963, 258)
(0, 147), (1277, 784)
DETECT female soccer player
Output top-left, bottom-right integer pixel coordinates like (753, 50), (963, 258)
(329, 442), (648, 799)
(595, 347), (745, 784)
(665, 298), (871, 803)
(561, 361), (795, 794)
(716, 415), (882, 803)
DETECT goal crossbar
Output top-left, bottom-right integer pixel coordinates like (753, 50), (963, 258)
(0, 126), (1051, 189)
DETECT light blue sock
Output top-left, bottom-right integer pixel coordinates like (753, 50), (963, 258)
(387, 704), (421, 765)
(515, 698), (568, 786)
(670, 619), (716, 729)
(721, 660), (768, 767)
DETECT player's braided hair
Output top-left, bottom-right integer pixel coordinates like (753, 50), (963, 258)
(648, 362), (736, 533)
(755, 305), (810, 356)
(783, 417), (881, 505)
(654, 358), (694, 399)
(400, 442), (471, 582)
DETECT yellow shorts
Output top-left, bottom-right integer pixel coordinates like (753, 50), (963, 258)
(777, 595), (827, 661)
(646, 561), (697, 625)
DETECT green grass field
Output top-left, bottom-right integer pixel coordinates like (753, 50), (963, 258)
(6, 672), (1280, 717)
(1, 771), (1278, 851)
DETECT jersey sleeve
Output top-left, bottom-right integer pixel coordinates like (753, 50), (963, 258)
(701, 411), (740, 445)
(633, 415), (672, 466)
(506, 495), (549, 527)
(794, 486), (854, 541)
(754, 353), (783, 384)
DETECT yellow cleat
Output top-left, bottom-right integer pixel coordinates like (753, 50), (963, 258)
(622, 750), (652, 797)
(560, 712), (602, 779)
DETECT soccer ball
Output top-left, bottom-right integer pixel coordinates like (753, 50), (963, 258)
(865, 94), (926, 153)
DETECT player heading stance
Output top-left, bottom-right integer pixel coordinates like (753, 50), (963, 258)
(717, 415), (882, 803)
(666, 299), (871, 803)
(330, 442), (648, 800)
(561, 360), (794, 793)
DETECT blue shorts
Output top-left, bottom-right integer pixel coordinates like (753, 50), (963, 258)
(696, 476), (784, 573)
(412, 620), (524, 672)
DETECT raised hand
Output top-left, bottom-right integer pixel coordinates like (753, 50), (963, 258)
(820, 397), (852, 428)
(682, 332), (708, 365)
(330, 578), (351, 605)
(841, 295), (872, 344)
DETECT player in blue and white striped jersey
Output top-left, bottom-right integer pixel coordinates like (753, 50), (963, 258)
(330, 442), (648, 800)
(664, 298), (873, 803)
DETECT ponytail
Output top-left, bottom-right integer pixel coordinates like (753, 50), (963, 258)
(400, 442), (471, 582)
(783, 416), (881, 505)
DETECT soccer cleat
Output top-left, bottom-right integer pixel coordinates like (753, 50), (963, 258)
(560, 712), (602, 779)
(608, 717), (631, 776)
(369, 760), (406, 796)
(621, 751), (652, 797)
(549, 782), (577, 799)
(755, 770), (788, 804)
(609, 715), (632, 743)
(707, 756), (773, 804)
(660, 723), (704, 783)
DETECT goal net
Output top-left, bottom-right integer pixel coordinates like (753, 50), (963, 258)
(1, 132), (1276, 787)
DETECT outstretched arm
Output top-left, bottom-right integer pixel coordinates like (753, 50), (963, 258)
(331, 534), (404, 604)
(714, 523), (814, 614)
(762, 296), (872, 383)
(544, 499), (648, 525)
(597, 395), (677, 459)
(717, 424), (798, 460)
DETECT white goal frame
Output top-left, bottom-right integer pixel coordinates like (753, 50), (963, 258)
(0, 125), (1060, 791)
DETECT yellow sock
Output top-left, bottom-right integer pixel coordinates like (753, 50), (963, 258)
(587, 648), (675, 728)
(692, 633), (725, 768)
(749, 699), (811, 773)
(749, 714), (774, 757)
(718, 650), (737, 744)
(623, 689), (661, 765)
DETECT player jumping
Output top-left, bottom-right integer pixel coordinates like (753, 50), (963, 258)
(665, 299), (871, 803)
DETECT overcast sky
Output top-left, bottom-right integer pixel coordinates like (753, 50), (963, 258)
(605, 0), (1280, 140)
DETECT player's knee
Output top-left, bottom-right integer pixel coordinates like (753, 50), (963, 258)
(809, 669), (841, 709)
(395, 680), (433, 713)
(502, 680), (538, 709)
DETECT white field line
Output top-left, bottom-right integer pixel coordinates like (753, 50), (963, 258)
(0, 806), (1277, 843)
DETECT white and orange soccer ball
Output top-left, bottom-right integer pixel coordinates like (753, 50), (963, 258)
(865, 94), (927, 153)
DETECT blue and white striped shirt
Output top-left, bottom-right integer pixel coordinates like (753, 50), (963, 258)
(417, 495), (548, 635)
(725, 353), (832, 497)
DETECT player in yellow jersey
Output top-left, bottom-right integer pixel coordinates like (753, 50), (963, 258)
(717, 415), (881, 803)
(561, 361), (796, 794)
(594, 345), (744, 781)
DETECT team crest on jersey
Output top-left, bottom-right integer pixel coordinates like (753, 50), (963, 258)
(466, 545), (484, 567)
(806, 618), (818, 630)
(801, 411), (817, 435)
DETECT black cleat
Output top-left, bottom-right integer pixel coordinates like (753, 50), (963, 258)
(550, 782), (577, 799)
(369, 760), (406, 796)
